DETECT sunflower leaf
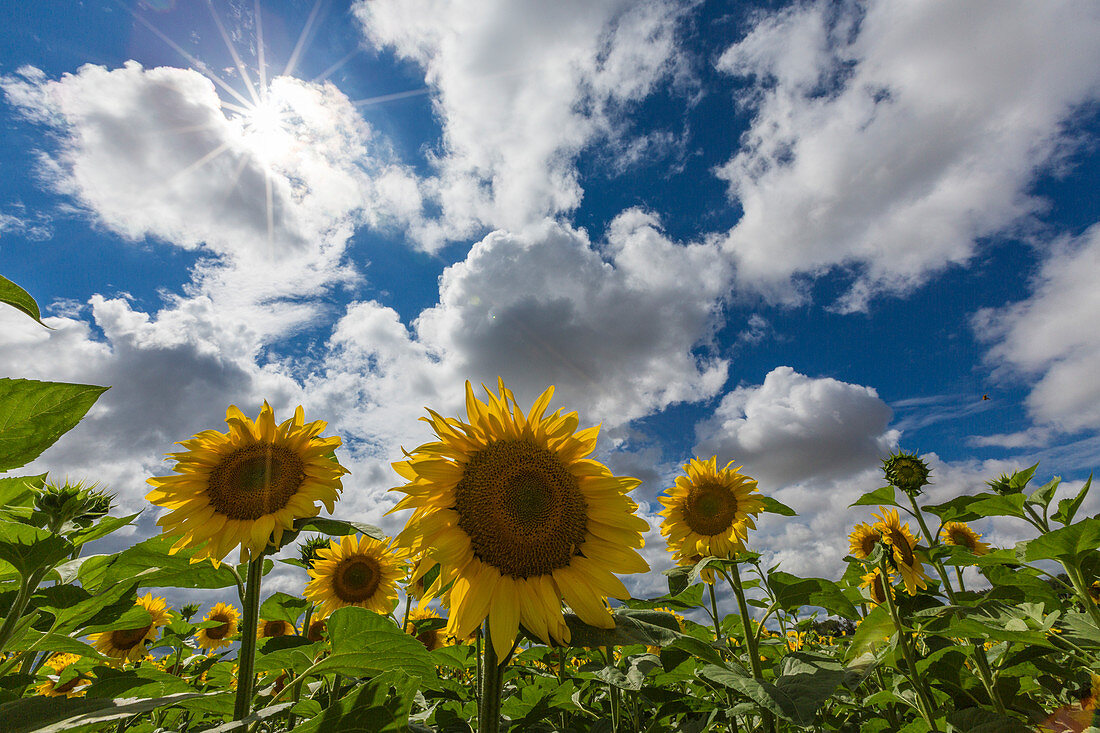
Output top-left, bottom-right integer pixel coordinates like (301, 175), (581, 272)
(95, 534), (270, 590)
(773, 652), (848, 725)
(0, 274), (47, 328)
(844, 603), (894, 661)
(310, 607), (438, 685)
(0, 473), (45, 521)
(0, 520), (74, 579)
(767, 571), (859, 620)
(292, 669), (419, 733)
(562, 608), (684, 648)
(759, 496), (797, 516)
(1019, 517), (1100, 563)
(0, 378), (108, 473)
(1052, 475), (1092, 527)
(259, 591), (310, 627)
(0, 691), (214, 733)
(293, 517), (385, 541)
(848, 486), (899, 509)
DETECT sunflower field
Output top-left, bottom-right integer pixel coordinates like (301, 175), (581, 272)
(2, 277), (1099, 733)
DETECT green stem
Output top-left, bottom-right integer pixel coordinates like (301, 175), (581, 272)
(329, 673), (343, 708)
(476, 626), (483, 713)
(725, 566), (775, 733)
(285, 604), (314, 729)
(605, 646), (620, 732)
(1064, 561), (1100, 631)
(878, 552), (938, 732)
(0, 572), (36, 653)
(233, 556), (264, 721)
(401, 592), (412, 634)
(708, 583), (725, 650)
(479, 621), (504, 733)
(905, 494), (1007, 717)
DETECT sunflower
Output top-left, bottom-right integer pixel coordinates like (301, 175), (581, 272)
(303, 533), (406, 619)
(390, 380), (650, 659)
(659, 457), (765, 560)
(257, 619), (296, 639)
(882, 450), (931, 496)
(89, 593), (170, 663)
(940, 522), (991, 556)
(872, 508), (930, 595)
(195, 602), (240, 652)
(36, 654), (91, 698)
(406, 607), (448, 651)
(675, 553), (717, 584)
(146, 402), (348, 565)
(860, 568), (895, 606)
(306, 617), (327, 643)
(848, 522), (881, 559)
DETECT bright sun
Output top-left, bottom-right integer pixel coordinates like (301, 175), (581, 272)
(239, 94), (292, 161)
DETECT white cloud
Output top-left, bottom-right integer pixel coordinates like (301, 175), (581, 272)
(353, 0), (688, 249)
(716, 0), (1100, 309)
(974, 223), (1100, 433)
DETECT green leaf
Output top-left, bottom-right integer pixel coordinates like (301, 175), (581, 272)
(253, 638), (323, 675)
(293, 517), (385, 540)
(0, 691), (213, 733)
(259, 592), (310, 626)
(0, 379), (108, 473)
(0, 474), (45, 521)
(759, 496), (797, 516)
(561, 608), (683, 648)
(848, 485), (899, 509)
(663, 565), (692, 596)
(844, 604), (894, 661)
(0, 520), (74, 578)
(773, 652), (847, 725)
(66, 512), (141, 547)
(767, 571), (859, 620)
(199, 703), (294, 733)
(1021, 518), (1100, 563)
(92, 534), (263, 591)
(946, 707), (1032, 733)
(697, 664), (790, 718)
(1053, 475), (1092, 527)
(0, 274), (47, 328)
(924, 492), (1027, 524)
(1027, 476), (1061, 510)
(294, 669), (420, 733)
(310, 607), (437, 684)
(82, 667), (195, 699)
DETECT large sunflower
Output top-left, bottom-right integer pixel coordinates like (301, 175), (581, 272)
(848, 522), (881, 559)
(36, 654), (91, 698)
(303, 533), (406, 618)
(89, 593), (170, 663)
(659, 457), (765, 560)
(940, 522), (991, 556)
(195, 602), (240, 652)
(146, 402), (348, 564)
(872, 508), (931, 595)
(390, 380), (650, 659)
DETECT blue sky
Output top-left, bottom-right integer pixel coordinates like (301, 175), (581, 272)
(2, 0), (1099, 601)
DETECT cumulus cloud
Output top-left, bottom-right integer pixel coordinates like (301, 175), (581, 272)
(353, 0), (689, 249)
(974, 223), (1100, 433)
(716, 0), (1100, 309)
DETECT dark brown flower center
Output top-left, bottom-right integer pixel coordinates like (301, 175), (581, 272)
(307, 619), (327, 642)
(453, 440), (588, 579)
(333, 556), (382, 603)
(884, 528), (916, 566)
(110, 624), (152, 650)
(205, 618), (232, 640)
(683, 480), (737, 536)
(206, 443), (305, 520)
(262, 620), (292, 637)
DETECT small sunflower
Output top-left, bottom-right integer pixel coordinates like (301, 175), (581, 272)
(146, 402), (348, 565)
(940, 522), (991, 556)
(860, 568), (895, 606)
(306, 617), (327, 643)
(675, 553), (717, 584)
(257, 619), (296, 639)
(848, 522), (881, 559)
(195, 602), (240, 652)
(303, 533), (406, 619)
(872, 508), (930, 595)
(390, 380), (650, 659)
(1089, 581), (1100, 605)
(659, 457), (765, 560)
(882, 451), (931, 496)
(89, 593), (170, 663)
(36, 654), (91, 698)
(406, 607), (448, 651)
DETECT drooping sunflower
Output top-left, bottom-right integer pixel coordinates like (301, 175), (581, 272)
(303, 533), (406, 619)
(89, 593), (170, 663)
(257, 619), (296, 639)
(146, 402), (348, 565)
(306, 617), (327, 643)
(36, 654), (91, 698)
(195, 602), (240, 652)
(848, 522), (881, 559)
(872, 507), (931, 595)
(940, 522), (991, 556)
(860, 568), (896, 606)
(659, 457), (765, 560)
(405, 607), (448, 651)
(390, 380), (650, 659)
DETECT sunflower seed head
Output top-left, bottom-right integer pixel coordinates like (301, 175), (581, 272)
(882, 451), (931, 497)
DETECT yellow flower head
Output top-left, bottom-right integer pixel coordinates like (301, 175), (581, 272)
(860, 568), (895, 606)
(659, 457), (765, 559)
(36, 654), (91, 698)
(303, 533), (406, 619)
(940, 522), (991, 556)
(89, 593), (170, 663)
(257, 618), (297, 639)
(405, 607), (449, 651)
(674, 553), (717, 584)
(146, 402), (348, 565)
(1090, 581), (1100, 606)
(848, 522), (881, 559)
(390, 380), (650, 659)
(306, 617), (327, 643)
(195, 602), (240, 652)
(872, 507), (930, 595)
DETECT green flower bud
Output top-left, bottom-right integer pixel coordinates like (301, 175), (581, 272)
(882, 450), (931, 497)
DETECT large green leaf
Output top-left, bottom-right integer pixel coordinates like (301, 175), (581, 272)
(759, 496), (797, 516)
(0, 274), (46, 328)
(0, 692), (213, 733)
(66, 512), (141, 547)
(1020, 518), (1100, 563)
(1052, 476), (1092, 526)
(259, 591), (310, 626)
(849, 486), (899, 509)
(773, 652), (848, 725)
(0, 474), (45, 521)
(0, 379), (108, 473)
(923, 492), (1027, 524)
(697, 664), (789, 718)
(560, 608), (683, 648)
(91, 534), (265, 591)
(309, 607), (437, 684)
(82, 667), (196, 699)
(767, 571), (859, 620)
(946, 707), (1032, 733)
(844, 604), (894, 660)
(294, 670), (420, 733)
(0, 519), (74, 578)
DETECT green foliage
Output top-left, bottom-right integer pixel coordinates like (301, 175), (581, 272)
(0, 274), (47, 328)
(0, 378), (108, 473)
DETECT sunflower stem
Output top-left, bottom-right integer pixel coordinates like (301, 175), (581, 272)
(401, 592), (412, 634)
(285, 604), (313, 729)
(478, 620), (504, 733)
(233, 556), (264, 721)
(708, 583), (725, 651)
(605, 646), (621, 732)
(0, 569), (42, 654)
(877, 551), (939, 732)
(725, 565), (775, 733)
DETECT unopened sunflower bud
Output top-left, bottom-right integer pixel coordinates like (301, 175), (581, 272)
(881, 451), (931, 497)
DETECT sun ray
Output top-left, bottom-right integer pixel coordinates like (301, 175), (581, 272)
(119, 0), (252, 109)
(264, 168), (274, 246)
(311, 48), (360, 84)
(283, 0), (325, 79)
(352, 88), (432, 107)
(165, 141), (233, 185)
(204, 0), (261, 106)
(254, 0), (268, 99)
